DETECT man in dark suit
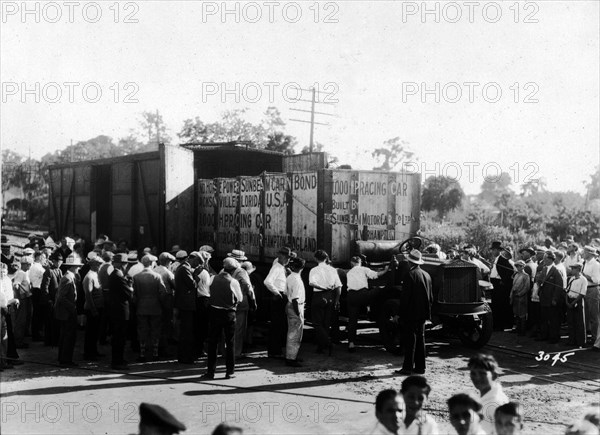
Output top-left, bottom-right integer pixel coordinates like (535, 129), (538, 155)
(489, 241), (515, 330)
(54, 254), (83, 367)
(109, 253), (134, 370)
(537, 251), (565, 343)
(174, 252), (201, 364)
(133, 255), (167, 361)
(396, 249), (433, 375)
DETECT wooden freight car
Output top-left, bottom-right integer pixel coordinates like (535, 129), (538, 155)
(196, 169), (421, 265)
(48, 142), (420, 264)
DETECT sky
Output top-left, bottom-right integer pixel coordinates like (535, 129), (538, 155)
(1, 1), (599, 195)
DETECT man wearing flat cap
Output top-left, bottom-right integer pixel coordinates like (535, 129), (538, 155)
(134, 255), (167, 361)
(138, 402), (186, 435)
(174, 251), (201, 364)
(537, 250), (564, 343)
(109, 253), (134, 370)
(202, 257), (243, 380)
(83, 256), (104, 360)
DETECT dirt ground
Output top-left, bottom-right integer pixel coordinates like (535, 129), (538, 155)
(1, 324), (598, 435)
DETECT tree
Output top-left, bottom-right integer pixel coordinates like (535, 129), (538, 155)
(179, 107), (294, 149)
(421, 176), (465, 218)
(138, 111), (172, 146)
(479, 171), (513, 205)
(586, 166), (600, 200)
(372, 137), (415, 171)
(2, 149), (25, 194)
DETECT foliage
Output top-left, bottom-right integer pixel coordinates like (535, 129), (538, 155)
(586, 166), (600, 200)
(421, 176), (465, 218)
(372, 137), (415, 171)
(178, 107), (297, 154)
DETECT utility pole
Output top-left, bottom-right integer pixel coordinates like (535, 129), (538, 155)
(309, 88), (316, 152)
(289, 86), (338, 152)
(155, 109), (160, 145)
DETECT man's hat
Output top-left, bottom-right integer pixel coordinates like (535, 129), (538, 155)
(175, 250), (188, 260)
(22, 247), (35, 256)
(502, 246), (513, 258)
(240, 261), (255, 274)
(223, 257), (239, 270)
(159, 252), (176, 262)
(1, 235), (10, 246)
(143, 247), (152, 254)
(20, 255), (33, 264)
(288, 257), (306, 270)
(113, 253), (129, 264)
(50, 252), (64, 262)
(188, 251), (202, 259)
(519, 247), (536, 256)
(569, 262), (584, 269)
(27, 233), (37, 239)
(127, 251), (139, 263)
(545, 250), (556, 260)
(64, 254), (84, 267)
(278, 247), (292, 257)
(170, 245), (180, 254)
(198, 245), (215, 253)
(141, 254), (158, 267)
(407, 249), (424, 265)
(227, 249), (248, 261)
(350, 255), (362, 263)
(88, 256), (104, 266)
(86, 251), (98, 261)
(45, 241), (58, 250)
(490, 241), (503, 250)
(535, 245), (547, 252)
(514, 260), (526, 267)
(139, 403), (186, 434)
(198, 251), (211, 262)
(584, 245), (599, 256)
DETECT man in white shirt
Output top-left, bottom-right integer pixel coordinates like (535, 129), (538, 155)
(346, 256), (388, 353)
(285, 257), (306, 367)
(13, 256), (32, 348)
(264, 247), (291, 358)
(582, 246), (600, 345)
(29, 251), (47, 342)
(554, 251), (568, 288)
(309, 250), (342, 354)
(566, 263), (588, 347)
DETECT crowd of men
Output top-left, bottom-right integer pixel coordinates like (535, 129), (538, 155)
(456, 238), (600, 351)
(0, 233), (321, 375)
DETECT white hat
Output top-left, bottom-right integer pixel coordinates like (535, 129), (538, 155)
(64, 254), (84, 267)
(407, 249), (424, 265)
(175, 250), (188, 259)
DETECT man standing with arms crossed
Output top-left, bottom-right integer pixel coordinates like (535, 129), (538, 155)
(309, 250), (342, 355)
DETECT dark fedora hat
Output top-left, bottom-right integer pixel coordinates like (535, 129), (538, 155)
(490, 241), (503, 250)
(519, 247), (536, 256)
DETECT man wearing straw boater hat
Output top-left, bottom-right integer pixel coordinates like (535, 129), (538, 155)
(395, 249), (432, 375)
(54, 253), (84, 367)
